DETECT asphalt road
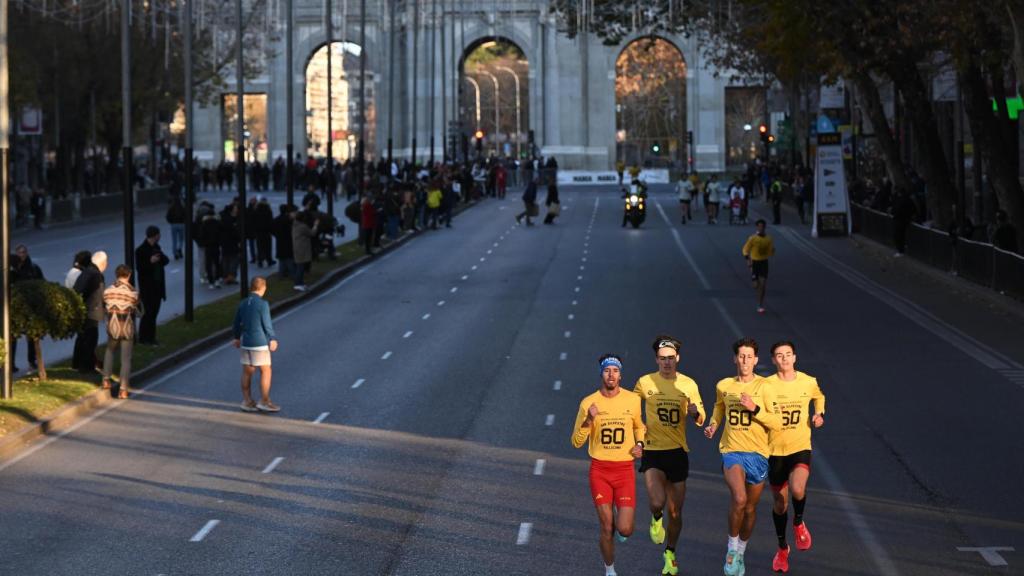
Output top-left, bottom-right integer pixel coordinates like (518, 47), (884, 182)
(0, 185), (1021, 575)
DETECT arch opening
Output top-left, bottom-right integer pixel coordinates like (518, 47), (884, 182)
(615, 37), (687, 170)
(305, 41), (376, 163)
(459, 37), (530, 160)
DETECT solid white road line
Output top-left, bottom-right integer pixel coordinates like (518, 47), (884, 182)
(545, 414), (555, 426)
(261, 457), (285, 474)
(422, 313), (431, 320)
(190, 520), (220, 542)
(313, 412), (330, 424)
(553, 380), (562, 390)
(516, 522), (532, 545)
(351, 378), (366, 389)
(533, 459), (546, 475)
(381, 351), (393, 360)
(403, 331), (413, 338)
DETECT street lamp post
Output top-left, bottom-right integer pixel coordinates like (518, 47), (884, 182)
(479, 70), (500, 156)
(122, 0), (135, 272)
(184, 0), (195, 322)
(1, 0), (11, 398)
(358, 0), (366, 197)
(286, 0), (295, 207)
(236, 0), (248, 298)
(495, 65), (520, 159)
(465, 76), (481, 130)
(326, 0), (334, 218)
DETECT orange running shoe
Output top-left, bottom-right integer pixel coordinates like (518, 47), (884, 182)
(794, 522), (812, 551)
(772, 546), (790, 573)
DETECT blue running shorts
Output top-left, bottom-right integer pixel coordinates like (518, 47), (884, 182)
(722, 452), (769, 485)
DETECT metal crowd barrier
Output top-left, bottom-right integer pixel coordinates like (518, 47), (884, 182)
(851, 203), (1024, 300)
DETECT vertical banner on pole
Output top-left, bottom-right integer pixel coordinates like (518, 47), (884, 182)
(812, 132), (851, 238)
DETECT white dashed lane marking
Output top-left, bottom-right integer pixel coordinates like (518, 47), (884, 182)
(352, 378), (366, 389)
(262, 457), (285, 474)
(553, 380), (562, 390)
(450, 287), (458, 293)
(381, 351), (393, 360)
(403, 331), (413, 338)
(545, 414), (555, 426)
(422, 313), (431, 320)
(516, 522), (532, 545)
(564, 331), (572, 338)
(190, 520), (220, 542)
(559, 352), (568, 360)
(534, 459), (546, 475)
(313, 412), (330, 424)
(437, 300), (446, 307)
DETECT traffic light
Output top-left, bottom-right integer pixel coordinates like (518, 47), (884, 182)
(759, 124), (769, 144)
(474, 130), (484, 153)
(686, 130), (693, 145)
(651, 142), (661, 154)
(767, 134), (776, 144)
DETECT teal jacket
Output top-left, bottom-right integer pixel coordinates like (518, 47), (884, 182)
(232, 294), (276, 347)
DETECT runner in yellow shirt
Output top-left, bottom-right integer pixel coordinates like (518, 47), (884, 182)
(741, 219), (775, 314)
(633, 335), (705, 576)
(704, 338), (781, 576)
(765, 341), (825, 573)
(571, 354), (646, 576)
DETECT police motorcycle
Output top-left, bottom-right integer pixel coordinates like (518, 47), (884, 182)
(621, 179), (648, 228)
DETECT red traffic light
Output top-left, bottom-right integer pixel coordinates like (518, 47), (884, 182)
(474, 130), (485, 140)
(767, 134), (776, 143)
(758, 124), (767, 134)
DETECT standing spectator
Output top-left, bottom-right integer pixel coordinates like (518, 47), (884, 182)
(65, 250), (92, 289)
(425, 181), (443, 230)
(72, 251), (107, 374)
(496, 162), (508, 199)
(199, 206), (222, 288)
(233, 276), (279, 413)
(220, 202), (242, 284)
(245, 197), (259, 264)
(792, 175), (807, 225)
(291, 211), (318, 291)
(991, 209), (1019, 253)
(515, 176), (538, 226)
(543, 181), (561, 225)
(254, 196), (276, 268)
(706, 174), (720, 224)
(101, 265), (139, 399)
(769, 176), (784, 225)
(135, 226), (169, 345)
(166, 195), (186, 260)
(892, 189), (915, 257)
(385, 187), (402, 239)
(9, 245), (44, 372)
(360, 195), (378, 254)
(30, 189), (46, 229)
(273, 204), (296, 281)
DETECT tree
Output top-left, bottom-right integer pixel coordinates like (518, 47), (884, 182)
(10, 281), (87, 382)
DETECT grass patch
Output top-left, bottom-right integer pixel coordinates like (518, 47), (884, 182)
(0, 237), (371, 439)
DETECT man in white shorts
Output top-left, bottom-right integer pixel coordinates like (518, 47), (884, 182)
(232, 276), (280, 412)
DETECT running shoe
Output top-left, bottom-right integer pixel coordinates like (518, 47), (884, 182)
(736, 552), (746, 576)
(794, 522), (812, 550)
(650, 516), (666, 544)
(772, 546), (790, 573)
(615, 530), (629, 543)
(240, 401), (259, 412)
(257, 401), (281, 413)
(662, 548), (678, 575)
(723, 550), (741, 576)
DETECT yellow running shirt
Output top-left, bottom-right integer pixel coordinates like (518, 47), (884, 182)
(765, 371), (826, 456)
(633, 372), (706, 452)
(709, 376), (782, 457)
(742, 234), (775, 261)
(571, 389), (646, 462)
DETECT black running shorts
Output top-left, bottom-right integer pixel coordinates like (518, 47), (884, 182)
(751, 259), (769, 279)
(768, 450), (812, 488)
(639, 448), (690, 483)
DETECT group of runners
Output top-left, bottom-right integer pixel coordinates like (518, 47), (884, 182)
(572, 336), (825, 575)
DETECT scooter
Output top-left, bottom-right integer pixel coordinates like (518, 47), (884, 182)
(622, 182), (647, 228)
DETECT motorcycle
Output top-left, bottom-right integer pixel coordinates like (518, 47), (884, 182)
(622, 182), (647, 228)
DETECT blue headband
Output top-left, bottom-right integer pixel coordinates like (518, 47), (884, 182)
(600, 357), (623, 375)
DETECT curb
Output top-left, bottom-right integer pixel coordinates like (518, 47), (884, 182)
(0, 199), (480, 464)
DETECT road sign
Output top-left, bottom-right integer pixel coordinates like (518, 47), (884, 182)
(812, 133), (851, 238)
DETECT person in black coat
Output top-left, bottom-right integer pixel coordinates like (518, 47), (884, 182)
(273, 204), (296, 280)
(254, 197), (276, 267)
(220, 202), (242, 284)
(73, 251), (107, 373)
(543, 182), (561, 225)
(9, 245), (45, 371)
(135, 226), (169, 345)
(515, 177), (538, 226)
